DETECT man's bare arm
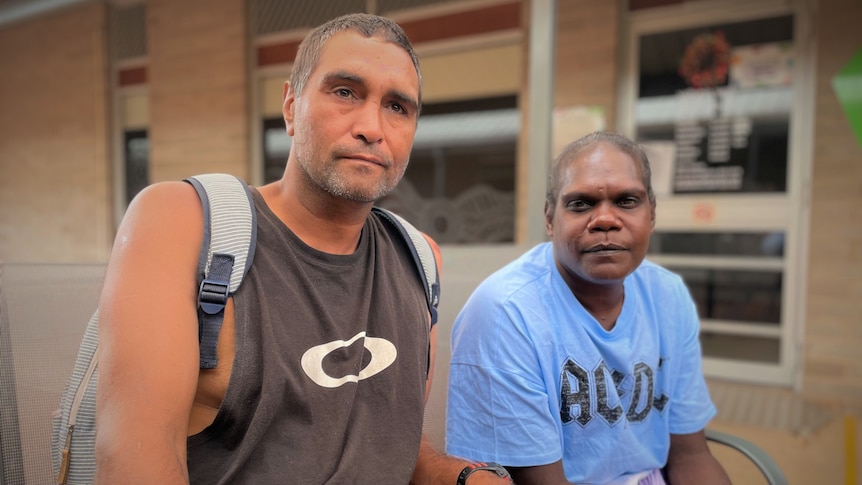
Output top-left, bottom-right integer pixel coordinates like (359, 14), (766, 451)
(95, 182), (204, 484)
(412, 436), (513, 485)
(665, 430), (731, 485)
(410, 237), (511, 484)
(506, 460), (572, 485)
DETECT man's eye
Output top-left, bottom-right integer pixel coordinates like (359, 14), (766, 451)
(335, 88), (352, 98)
(388, 102), (412, 116)
(618, 198), (639, 208)
(566, 200), (591, 211)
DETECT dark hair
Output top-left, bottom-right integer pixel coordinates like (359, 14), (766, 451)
(546, 131), (655, 212)
(289, 13), (422, 107)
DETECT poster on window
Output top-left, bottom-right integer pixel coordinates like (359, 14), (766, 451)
(635, 17), (793, 195)
(730, 42), (793, 89)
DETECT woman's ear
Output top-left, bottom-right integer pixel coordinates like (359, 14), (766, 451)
(282, 81), (296, 137)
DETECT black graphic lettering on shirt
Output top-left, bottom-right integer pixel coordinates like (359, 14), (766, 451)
(559, 358), (670, 427)
(594, 362), (624, 425)
(560, 360), (591, 426)
(626, 363), (653, 422)
(652, 357), (669, 412)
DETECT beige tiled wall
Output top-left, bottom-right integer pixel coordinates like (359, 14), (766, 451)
(515, 0), (619, 240)
(803, 0), (862, 408)
(553, 0), (618, 128)
(147, 0), (249, 183)
(0, 3), (112, 263)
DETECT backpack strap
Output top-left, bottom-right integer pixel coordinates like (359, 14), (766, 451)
(371, 207), (441, 326)
(185, 174), (257, 369)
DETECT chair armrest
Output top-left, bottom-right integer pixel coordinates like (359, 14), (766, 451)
(705, 428), (789, 485)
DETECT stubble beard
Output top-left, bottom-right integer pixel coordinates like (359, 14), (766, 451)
(295, 143), (407, 204)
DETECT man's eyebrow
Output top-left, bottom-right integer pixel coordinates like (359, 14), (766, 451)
(321, 71), (363, 88)
(321, 70), (418, 113)
(560, 186), (647, 200)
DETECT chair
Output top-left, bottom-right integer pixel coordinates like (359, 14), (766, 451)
(0, 262), (105, 485)
(705, 428), (788, 485)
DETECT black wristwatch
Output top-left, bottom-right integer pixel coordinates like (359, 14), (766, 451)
(456, 461), (512, 484)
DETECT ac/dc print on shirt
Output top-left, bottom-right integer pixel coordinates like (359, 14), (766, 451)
(559, 357), (670, 427)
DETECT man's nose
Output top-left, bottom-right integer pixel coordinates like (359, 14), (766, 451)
(588, 203), (621, 231)
(352, 102), (384, 144)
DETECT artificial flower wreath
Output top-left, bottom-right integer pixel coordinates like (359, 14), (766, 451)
(678, 31), (731, 89)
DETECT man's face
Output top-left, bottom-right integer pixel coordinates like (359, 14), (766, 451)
(545, 142), (656, 287)
(283, 31), (420, 203)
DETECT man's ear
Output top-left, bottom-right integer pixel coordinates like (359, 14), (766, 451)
(650, 201), (657, 232)
(282, 81), (296, 137)
(544, 200), (554, 238)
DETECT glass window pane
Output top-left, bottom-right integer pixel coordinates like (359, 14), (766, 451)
(671, 267), (782, 324)
(636, 15), (794, 195)
(124, 130), (149, 206)
(262, 118), (289, 183)
(259, 99), (519, 245)
(379, 96), (518, 244)
(700, 332), (780, 363)
(649, 231), (785, 257)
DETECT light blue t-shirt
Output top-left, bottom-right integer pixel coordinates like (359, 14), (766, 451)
(445, 243), (715, 484)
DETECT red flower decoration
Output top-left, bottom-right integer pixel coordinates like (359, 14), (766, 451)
(678, 31), (731, 89)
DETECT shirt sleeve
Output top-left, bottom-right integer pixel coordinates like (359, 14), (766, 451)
(445, 280), (563, 467)
(667, 279), (717, 435)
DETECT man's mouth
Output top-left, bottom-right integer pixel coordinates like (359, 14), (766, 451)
(341, 153), (385, 167)
(584, 244), (626, 253)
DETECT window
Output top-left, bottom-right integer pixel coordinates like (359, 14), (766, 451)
(379, 96), (518, 244)
(636, 15), (793, 196)
(259, 95), (520, 244)
(123, 130), (149, 205)
(623, 1), (812, 385)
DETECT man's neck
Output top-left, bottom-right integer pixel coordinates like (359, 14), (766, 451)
(562, 272), (625, 331)
(257, 177), (371, 255)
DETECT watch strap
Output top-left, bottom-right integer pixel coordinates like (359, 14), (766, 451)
(456, 461), (512, 484)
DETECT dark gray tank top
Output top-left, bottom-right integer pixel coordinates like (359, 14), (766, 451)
(187, 189), (429, 484)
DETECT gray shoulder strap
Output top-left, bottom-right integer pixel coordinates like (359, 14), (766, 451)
(372, 207), (440, 325)
(185, 173), (257, 368)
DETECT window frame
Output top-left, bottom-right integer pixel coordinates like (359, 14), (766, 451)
(617, 0), (818, 386)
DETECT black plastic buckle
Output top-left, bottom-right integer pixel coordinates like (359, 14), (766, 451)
(198, 279), (229, 315)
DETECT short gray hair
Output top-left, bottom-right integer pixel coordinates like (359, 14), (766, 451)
(289, 13), (422, 108)
(546, 131), (655, 212)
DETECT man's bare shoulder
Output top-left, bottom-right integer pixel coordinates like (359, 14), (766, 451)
(102, 180), (205, 312)
(122, 180), (203, 234)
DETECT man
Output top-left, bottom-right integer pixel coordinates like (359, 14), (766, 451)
(95, 13), (510, 484)
(445, 132), (731, 484)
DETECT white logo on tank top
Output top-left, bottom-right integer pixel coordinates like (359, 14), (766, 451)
(300, 331), (397, 388)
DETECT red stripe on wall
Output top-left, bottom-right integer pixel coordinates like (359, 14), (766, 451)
(256, 1), (521, 67)
(118, 66), (147, 86)
(258, 40), (301, 67)
(399, 1), (521, 44)
(629, 0), (684, 10)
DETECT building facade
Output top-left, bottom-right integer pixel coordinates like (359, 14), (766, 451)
(0, 0), (860, 411)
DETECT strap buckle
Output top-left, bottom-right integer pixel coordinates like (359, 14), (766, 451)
(198, 279), (229, 314)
